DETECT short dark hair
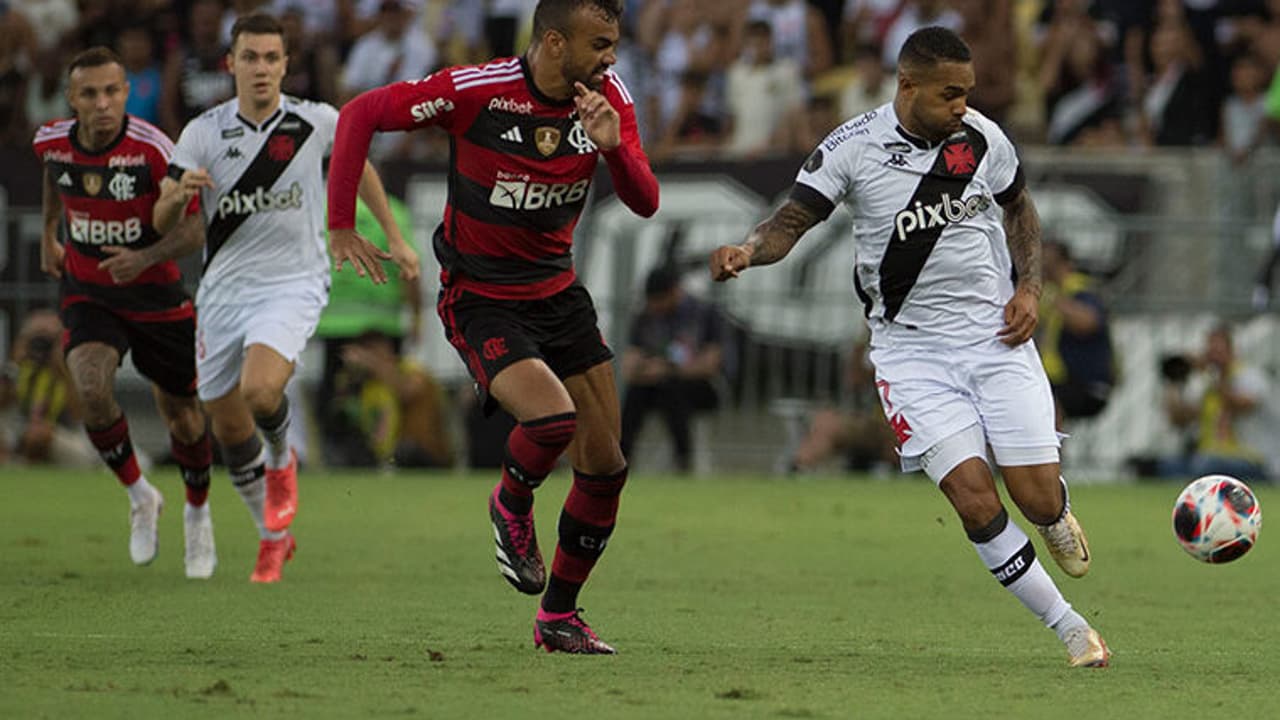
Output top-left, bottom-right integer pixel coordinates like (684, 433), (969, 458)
(898, 26), (971, 69)
(230, 13), (287, 52)
(645, 266), (681, 298)
(67, 47), (123, 78)
(745, 20), (772, 37)
(532, 0), (623, 41)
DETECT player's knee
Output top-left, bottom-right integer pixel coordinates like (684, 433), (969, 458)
(520, 412), (577, 452)
(166, 401), (206, 444)
(239, 378), (283, 417)
(78, 390), (119, 427)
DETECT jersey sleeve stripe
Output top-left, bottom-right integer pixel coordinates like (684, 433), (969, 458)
(128, 119), (175, 148)
(993, 166), (1025, 206)
(454, 72), (523, 90)
(789, 182), (836, 221)
(605, 71), (634, 105)
(451, 58), (520, 80)
(126, 129), (175, 159)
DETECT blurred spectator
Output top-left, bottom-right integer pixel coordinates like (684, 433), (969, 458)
(841, 0), (901, 61)
(0, 310), (97, 467)
(1140, 23), (1214, 146)
(12, 0), (78, 55)
(723, 19), (805, 158)
(23, 46), (64, 131)
(838, 42), (894, 119)
(1254, 205), (1280, 311)
(645, 0), (727, 145)
(118, 26), (163, 126)
(1220, 53), (1271, 164)
(270, 0), (338, 40)
(315, 194), (422, 466)
(620, 266), (727, 473)
(1234, 0), (1280, 70)
(1037, 241), (1115, 429)
(1153, 323), (1279, 482)
(651, 70), (726, 161)
(1038, 8), (1123, 145)
(0, 6), (34, 148)
(956, 0), (1015, 123)
(775, 93), (842, 155)
(340, 0), (438, 103)
(881, 0), (962, 69)
(221, 0), (272, 47)
(485, 0), (530, 58)
(344, 0), (425, 45)
(280, 3), (340, 103)
(161, 0), (233, 138)
(789, 341), (896, 474)
(747, 0), (834, 79)
(328, 331), (454, 469)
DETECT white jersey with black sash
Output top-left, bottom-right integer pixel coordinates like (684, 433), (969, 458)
(169, 95), (338, 306)
(791, 102), (1025, 349)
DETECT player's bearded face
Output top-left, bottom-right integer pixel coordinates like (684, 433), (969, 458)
(560, 10), (620, 90)
(67, 63), (128, 136)
(903, 61), (975, 141)
(229, 33), (288, 106)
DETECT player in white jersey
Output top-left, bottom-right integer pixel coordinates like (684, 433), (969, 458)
(153, 13), (418, 583)
(710, 27), (1110, 668)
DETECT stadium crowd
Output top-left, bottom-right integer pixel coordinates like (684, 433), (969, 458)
(1, 0), (1280, 156)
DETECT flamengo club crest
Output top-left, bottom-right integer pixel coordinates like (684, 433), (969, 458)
(535, 127), (561, 157)
(82, 172), (103, 196)
(108, 171), (136, 201)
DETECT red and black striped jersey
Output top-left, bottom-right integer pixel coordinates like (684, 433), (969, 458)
(32, 115), (197, 319)
(329, 56), (659, 300)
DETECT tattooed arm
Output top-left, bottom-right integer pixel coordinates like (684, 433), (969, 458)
(709, 199), (825, 281)
(998, 187), (1043, 346)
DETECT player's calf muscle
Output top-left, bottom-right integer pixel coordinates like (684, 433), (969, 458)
(67, 344), (121, 425)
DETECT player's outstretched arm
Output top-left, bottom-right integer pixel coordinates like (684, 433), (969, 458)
(354, 159), (418, 282)
(998, 187), (1043, 346)
(98, 214), (205, 285)
(709, 199), (824, 282)
(39, 167), (65, 279)
(155, 170), (213, 235)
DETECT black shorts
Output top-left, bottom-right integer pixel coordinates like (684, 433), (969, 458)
(62, 300), (198, 397)
(437, 283), (613, 411)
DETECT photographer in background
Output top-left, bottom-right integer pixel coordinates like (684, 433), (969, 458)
(327, 330), (454, 470)
(1156, 323), (1278, 482)
(0, 310), (97, 466)
(1037, 240), (1114, 430)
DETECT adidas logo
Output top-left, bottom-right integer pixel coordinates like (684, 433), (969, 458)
(500, 127), (524, 143)
(57, 172), (72, 187)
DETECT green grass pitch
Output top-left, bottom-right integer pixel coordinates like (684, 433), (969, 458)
(2, 466), (1277, 719)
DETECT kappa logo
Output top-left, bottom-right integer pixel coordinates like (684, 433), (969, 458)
(500, 126), (524, 143)
(225, 145), (243, 159)
(108, 171), (137, 201)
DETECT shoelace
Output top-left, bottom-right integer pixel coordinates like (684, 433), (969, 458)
(503, 512), (534, 555)
(1041, 520), (1078, 552)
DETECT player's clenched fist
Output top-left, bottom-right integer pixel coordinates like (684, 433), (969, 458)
(709, 245), (751, 281)
(176, 168), (215, 201)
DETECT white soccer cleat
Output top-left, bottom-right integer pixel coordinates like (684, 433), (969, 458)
(1036, 510), (1091, 578)
(129, 484), (164, 565)
(183, 503), (217, 579)
(1064, 627), (1110, 668)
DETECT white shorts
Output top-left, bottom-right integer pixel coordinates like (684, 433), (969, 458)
(870, 337), (1060, 482)
(196, 287), (326, 401)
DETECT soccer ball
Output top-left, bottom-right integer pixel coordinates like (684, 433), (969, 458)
(1172, 475), (1262, 563)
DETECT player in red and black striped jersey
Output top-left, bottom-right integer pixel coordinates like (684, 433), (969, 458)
(328, 0), (659, 654)
(32, 48), (214, 578)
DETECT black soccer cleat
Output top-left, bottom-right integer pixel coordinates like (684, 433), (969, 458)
(534, 608), (616, 654)
(489, 486), (546, 594)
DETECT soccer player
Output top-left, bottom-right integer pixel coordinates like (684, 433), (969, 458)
(32, 47), (215, 578)
(153, 14), (416, 583)
(327, 0), (659, 653)
(709, 27), (1111, 668)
